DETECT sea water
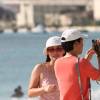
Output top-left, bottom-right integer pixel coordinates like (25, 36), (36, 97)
(0, 32), (100, 100)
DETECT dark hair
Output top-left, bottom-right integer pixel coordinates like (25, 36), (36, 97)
(46, 55), (51, 62)
(61, 38), (81, 52)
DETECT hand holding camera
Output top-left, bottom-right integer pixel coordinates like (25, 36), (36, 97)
(92, 39), (100, 85)
(92, 39), (100, 57)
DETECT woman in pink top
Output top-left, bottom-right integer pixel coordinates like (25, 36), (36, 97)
(28, 36), (65, 100)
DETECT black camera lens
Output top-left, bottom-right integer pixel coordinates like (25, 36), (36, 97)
(92, 40), (96, 44)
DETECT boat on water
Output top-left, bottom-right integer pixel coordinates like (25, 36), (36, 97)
(32, 24), (47, 33)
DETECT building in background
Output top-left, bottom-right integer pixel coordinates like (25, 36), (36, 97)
(93, 0), (100, 21)
(0, 0), (100, 30)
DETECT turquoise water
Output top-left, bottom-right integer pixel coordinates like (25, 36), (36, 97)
(0, 32), (100, 100)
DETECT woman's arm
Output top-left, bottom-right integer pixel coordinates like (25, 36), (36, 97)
(28, 64), (45, 97)
(84, 48), (95, 61)
(84, 48), (100, 81)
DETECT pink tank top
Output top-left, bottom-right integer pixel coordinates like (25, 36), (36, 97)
(39, 65), (60, 100)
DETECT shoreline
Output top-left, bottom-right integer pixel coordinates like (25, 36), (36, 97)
(0, 26), (100, 33)
(46, 26), (100, 33)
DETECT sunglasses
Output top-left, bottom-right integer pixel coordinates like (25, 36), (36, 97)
(47, 46), (63, 52)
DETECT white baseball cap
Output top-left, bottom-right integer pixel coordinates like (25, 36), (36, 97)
(46, 36), (61, 49)
(61, 29), (84, 42)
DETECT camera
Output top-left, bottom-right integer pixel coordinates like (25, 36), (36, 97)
(92, 39), (100, 56)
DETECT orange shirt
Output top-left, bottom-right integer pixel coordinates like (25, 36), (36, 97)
(54, 56), (100, 100)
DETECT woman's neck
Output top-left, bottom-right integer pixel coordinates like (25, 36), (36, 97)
(65, 52), (78, 57)
(49, 60), (55, 67)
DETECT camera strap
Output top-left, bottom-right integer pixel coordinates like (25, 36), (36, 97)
(75, 57), (84, 100)
(88, 79), (91, 100)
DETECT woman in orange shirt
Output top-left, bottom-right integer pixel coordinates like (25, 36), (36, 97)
(55, 29), (100, 100)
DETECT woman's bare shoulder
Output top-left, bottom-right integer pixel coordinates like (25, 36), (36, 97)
(32, 63), (46, 73)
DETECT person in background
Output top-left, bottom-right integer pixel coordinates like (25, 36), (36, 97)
(11, 85), (24, 98)
(54, 29), (100, 100)
(28, 36), (65, 100)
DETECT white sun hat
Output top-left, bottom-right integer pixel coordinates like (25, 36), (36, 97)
(46, 36), (61, 49)
(61, 29), (85, 42)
